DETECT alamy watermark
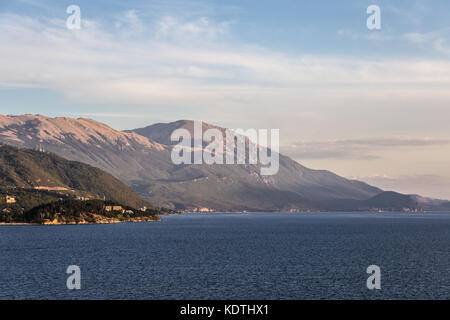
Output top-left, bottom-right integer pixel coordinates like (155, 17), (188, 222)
(66, 265), (81, 290)
(366, 5), (381, 30)
(65, 4), (380, 32)
(170, 121), (279, 176)
(62, 264), (381, 292)
(66, 5), (81, 30)
(366, 265), (381, 290)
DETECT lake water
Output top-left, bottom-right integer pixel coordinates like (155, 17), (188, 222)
(0, 212), (449, 300)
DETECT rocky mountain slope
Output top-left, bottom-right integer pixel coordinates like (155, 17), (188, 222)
(0, 114), (168, 181)
(128, 120), (382, 210)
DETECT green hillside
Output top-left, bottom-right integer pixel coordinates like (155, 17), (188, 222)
(23, 199), (160, 224)
(0, 144), (149, 209)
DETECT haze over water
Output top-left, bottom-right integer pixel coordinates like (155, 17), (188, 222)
(1, 212), (449, 300)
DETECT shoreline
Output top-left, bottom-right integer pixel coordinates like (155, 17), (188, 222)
(0, 217), (162, 226)
(3, 211), (449, 225)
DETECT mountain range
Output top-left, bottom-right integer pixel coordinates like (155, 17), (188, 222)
(0, 114), (442, 211)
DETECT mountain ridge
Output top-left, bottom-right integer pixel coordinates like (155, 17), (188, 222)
(0, 114), (428, 211)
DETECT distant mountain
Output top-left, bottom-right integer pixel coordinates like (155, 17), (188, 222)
(321, 191), (421, 211)
(0, 114), (422, 212)
(0, 143), (149, 209)
(410, 194), (450, 211)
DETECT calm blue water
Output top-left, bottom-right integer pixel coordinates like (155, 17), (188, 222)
(0, 212), (449, 300)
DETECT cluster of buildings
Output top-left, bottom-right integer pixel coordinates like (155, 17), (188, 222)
(104, 205), (133, 214)
(5, 195), (16, 204)
(75, 196), (90, 201)
(1, 196), (16, 214)
(183, 207), (215, 213)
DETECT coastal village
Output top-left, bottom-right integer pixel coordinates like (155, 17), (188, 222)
(180, 206), (421, 213)
(183, 207), (215, 213)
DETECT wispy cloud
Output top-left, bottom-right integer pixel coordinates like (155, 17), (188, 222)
(67, 112), (151, 118)
(404, 28), (450, 55)
(281, 138), (450, 160)
(353, 174), (450, 200)
(1, 12), (450, 112)
(114, 10), (145, 35)
(337, 29), (395, 41)
(156, 15), (232, 40)
(16, 0), (55, 12)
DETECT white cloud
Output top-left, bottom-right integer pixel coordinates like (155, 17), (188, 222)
(156, 16), (231, 39)
(354, 174), (450, 200)
(114, 10), (145, 35)
(1, 12), (450, 110)
(404, 28), (450, 55)
(337, 29), (394, 41)
(281, 138), (450, 160)
(67, 112), (150, 118)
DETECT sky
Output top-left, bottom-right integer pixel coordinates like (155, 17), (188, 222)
(1, 0), (450, 199)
